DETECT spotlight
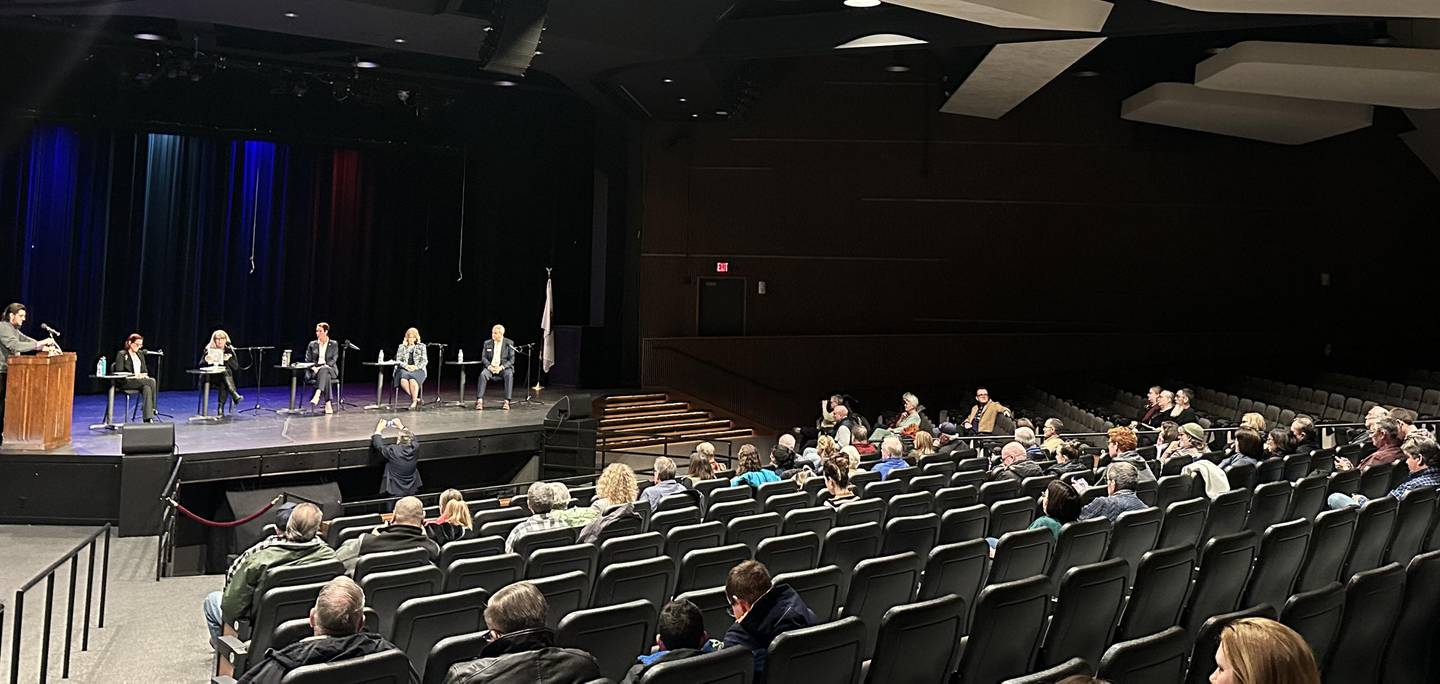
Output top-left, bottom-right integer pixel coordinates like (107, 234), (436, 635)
(494, 80), (517, 86)
(844, 0), (881, 7)
(393, 37), (407, 44)
(884, 64), (910, 73)
(715, 110), (729, 116)
(354, 60), (379, 69)
(678, 97), (687, 102)
(691, 114), (699, 118)
(283, 11), (299, 18)
(134, 33), (163, 41)
(662, 78), (673, 83)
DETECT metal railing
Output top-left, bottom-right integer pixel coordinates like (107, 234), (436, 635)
(8, 525), (111, 684)
(155, 456), (184, 582)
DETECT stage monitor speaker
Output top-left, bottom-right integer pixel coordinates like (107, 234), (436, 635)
(119, 452), (175, 536)
(546, 393), (593, 421)
(476, 0), (549, 76)
(122, 423), (174, 454)
(221, 484), (344, 556)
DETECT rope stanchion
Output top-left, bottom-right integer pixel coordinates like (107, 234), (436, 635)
(164, 495), (281, 528)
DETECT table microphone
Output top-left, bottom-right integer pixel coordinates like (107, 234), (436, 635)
(40, 323), (61, 338)
(144, 349), (166, 356)
(343, 340), (361, 351)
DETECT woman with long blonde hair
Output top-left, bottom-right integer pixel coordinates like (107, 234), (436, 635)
(426, 498), (474, 545)
(395, 327), (428, 410)
(1211, 617), (1319, 684)
(592, 463), (638, 510)
(200, 329), (243, 409)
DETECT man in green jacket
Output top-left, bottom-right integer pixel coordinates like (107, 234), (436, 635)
(204, 502), (335, 677)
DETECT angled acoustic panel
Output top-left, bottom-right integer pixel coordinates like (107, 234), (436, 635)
(885, 0), (1113, 32)
(1121, 82), (1373, 145)
(1151, 1), (1440, 18)
(942, 38), (1106, 119)
(1196, 41), (1440, 109)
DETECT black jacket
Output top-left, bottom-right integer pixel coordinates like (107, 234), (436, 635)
(358, 524), (440, 563)
(237, 632), (415, 684)
(444, 628), (600, 684)
(426, 521), (473, 546)
(620, 646), (717, 684)
(111, 350), (148, 375)
(723, 584), (816, 683)
(374, 434), (423, 497)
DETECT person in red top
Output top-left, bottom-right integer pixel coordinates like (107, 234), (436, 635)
(1137, 385), (1164, 426)
(850, 424), (878, 457)
(1337, 416), (1404, 472)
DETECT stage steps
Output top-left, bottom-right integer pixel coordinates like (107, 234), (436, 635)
(596, 393), (753, 452)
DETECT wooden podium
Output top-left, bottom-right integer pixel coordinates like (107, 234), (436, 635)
(3, 351), (76, 450)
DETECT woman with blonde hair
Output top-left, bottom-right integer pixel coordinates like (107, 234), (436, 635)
(200, 329), (243, 410)
(426, 498), (474, 545)
(1239, 412), (1266, 433)
(910, 431), (936, 460)
(1210, 617), (1319, 684)
(395, 327), (428, 410)
(592, 463), (638, 510)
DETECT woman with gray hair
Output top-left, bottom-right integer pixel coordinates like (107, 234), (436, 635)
(872, 392), (923, 442)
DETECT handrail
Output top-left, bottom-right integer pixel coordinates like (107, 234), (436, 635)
(8, 524), (111, 684)
(156, 456), (184, 581)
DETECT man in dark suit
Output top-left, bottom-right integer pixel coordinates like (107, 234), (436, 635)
(112, 333), (158, 422)
(476, 323), (515, 411)
(305, 322), (340, 414)
(372, 418), (421, 497)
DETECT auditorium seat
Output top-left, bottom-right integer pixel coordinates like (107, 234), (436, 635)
(1324, 563), (1406, 683)
(1105, 507), (1162, 590)
(676, 544), (750, 594)
(860, 478), (903, 504)
(1244, 481), (1292, 536)
(390, 587), (487, 679)
(267, 618), (312, 653)
(592, 556), (674, 609)
(1183, 604), (1276, 684)
(557, 599), (658, 682)
(478, 518), (525, 540)
(704, 485), (751, 511)
(691, 479), (731, 508)
(989, 528), (1053, 585)
(282, 648), (413, 684)
(862, 593), (964, 684)
(472, 506), (527, 529)
(1386, 486), (1438, 565)
(905, 473), (947, 496)
(637, 643), (754, 684)
(1045, 518), (1111, 592)
(663, 522), (724, 563)
(979, 480), (1020, 507)
(1153, 475), (1193, 512)
(1097, 626), (1188, 684)
(938, 504), (988, 544)
(773, 565), (844, 623)
(255, 560), (345, 598)
(850, 470), (881, 495)
(1281, 453), (1313, 482)
(510, 525), (576, 560)
(885, 492), (933, 519)
(954, 575), (1050, 684)
(326, 513), (383, 548)
(1279, 582), (1345, 672)
(917, 540), (988, 627)
(1197, 488), (1249, 559)
(1181, 531), (1256, 642)
(706, 499), (760, 527)
(726, 512), (782, 553)
(1115, 544), (1192, 642)
(1343, 496), (1398, 578)
(1037, 558), (1126, 669)
(1294, 507), (1356, 593)
(528, 570), (591, 628)
(1359, 463), (1398, 500)
(525, 543), (597, 580)
(423, 633), (487, 684)
(1285, 474), (1328, 521)
(1224, 463), (1256, 491)
(782, 506), (835, 539)
(1156, 497), (1207, 551)
(1240, 519), (1311, 614)
(655, 490), (702, 514)
(764, 616), (866, 684)
(950, 469), (986, 490)
(1000, 658), (1093, 684)
(361, 565), (443, 636)
(755, 479), (800, 510)
(819, 523), (882, 593)
(763, 491), (811, 518)
(839, 552), (919, 659)
(879, 514), (938, 564)
(443, 553), (521, 593)
(354, 547), (431, 586)
(437, 536), (503, 570)
(1256, 457), (1284, 484)
(933, 486), (977, 513)
(755, 532), (821, 576)
(673, 586), (732, 642)
(989, 497), (1037, 537)
(595, 513), (645, 543)
(1381, 550), (1440, 683)
(598, 532), (664, 567)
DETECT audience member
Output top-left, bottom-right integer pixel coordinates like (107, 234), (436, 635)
(1145, 391), (1175, 428)
(1015, 427), (1047, 459)
(838, 445), (862, 474)
(373, 418), (422, 497)
(1154, 421), (1180, 459)
(908, 431), (936, 461)
(731, 444), (781, 488)
(1040, 418), (1065, 455)
(988, 441), (1044, 482)
(822, 457), (856, 508)
(1210, 617), (1319, 684)
(934, 422), (965, 456)
(684, 445), (720, 486)
(429, 488), (464, 523)
(723, 560), (816, 682)
(236, 576), (413, 684)
(1391, 407), (1432, 441)
(504, 482), (570, 553)
(1165, 423), (1207, 463)
(849, 424), (877, 457)
(1079, 462), (1147, 522)
(804, 434), (840, 469)
(641, 457), (687, 510)
(549, 482), (600, 528)
(1049, 441), (1092, 477)
(1103, 426), (1156, 484)
(872, 392), (923, 441)
(1239, 412), (1266, 434)
(1137, 385), (1164, 427)
(870, 436), (909, 480)
(1336, 416), (1403, 472)
(427, 498), (475, 545)
(829, 405), (854, 447)
(1348, 406), (1391, 446)
(620, 599), (722, 683)
(592, 462), (640, 510)
(444, 581), (601, 683)
(1219, 427), (1263, 471)
(205, 503), (334, 677)
(768, 443), (808, 480)
(1164, 388), (1198, 425)
(962, 387), (1011, 436)
(1328, 435), (1440, 509)
(1289, 415), (1319, 454)
(1030, 480), (1081, 540)
(337, 496), (439, 572)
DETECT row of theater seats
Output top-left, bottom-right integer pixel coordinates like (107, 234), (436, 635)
(221, 442), (1440, 683)
(1018, 390), (1116, 443)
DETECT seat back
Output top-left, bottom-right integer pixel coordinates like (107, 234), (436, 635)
(676, 543), (751, 594)
(592, 555), (675, 609)
(598, 531), (664, 567)
(979, 479), (1020, 506)
(1287, 474), (1328, 521)
(989, 497), (1037, 537)
(354, 547), (431, 586)
(1046, 518), (1111, 593)
(764, 492), (812, 518)
(705, 485), (752, 511)
(250, 582), (327, 661)
(1278, 582), (1345, 673)
(834, 498), (885, 527)
(391, 587), (487, 678)
(1105, 507), (1162, 589)
(1224, 463), (1256, 491)
(1343, 496), (1399, 577)
(1157, 497), (1208, 551)
(423, 633), (486, 684)
(999, 658), (1094, 684)
(1244, 481), (1292, 535)
(360, 565), (444, 637)
(1324, 563), (1406, 683)
(1183, 605), (1277, 684)
(443, 552), (521, 593)
(706, 499), (761, 526)
(819, 523), (882, 589)
(933, 486), (977, 513)
(1241, 518), (1312, 612)
(674, 586), (732, 643)
(1097, 626), (1188, 684)
(1386, 486), (1438, 565)
(1038, 558), (1127, 669)
(511, 525), (576, 559)
(638, 644), (755, 684)
(954, 575), (1051, 684)
(268, 618), (312, 653)
(556, 599), (659, 682)
(886, 492), (934, 519)
(325, 514), (382, 548)
(907, 473), (948, 495)
(1200, 487), (1250, 547)
(755, 479), (800, 508)
(437, 536), (504, 570)
(989, 528), (1054, 585)
(782, 506), (836, 539)
(880, 513), (938, 561)
(1326, 469), (1361, 496)
(865, 594), (965, 684)
(655, 489), (703, 514)
(917, 539), (988, 628)
(862, 478), (905, 504)
(256, 560), (345, 598)
(938, 504), (988, 544)
(664, 521), (725, 562)
(764, 616), (866, 684)
(280, 648), (413, 684)
(1380, 550), (1440, 684)
(1282, 453), (1313, 482)
(472, 506), (528, 529)
(1257, 457), (1285, 484)
(839, 552), (920, 659)
(1116, 544), (1193, 641)
(773, 565), (844, 623)
(1182, 531), (1258, 638)
(527, 570), (591, 627)
(525, 542), (598, 580)
(1295, 507), (1357, 592)
(648, 507), (702, 539)
(1153, 475), (1194, 512)
(755, 532), (821, 576)
(726, 512), (782, 552)
(1359, 462), (1397, 500)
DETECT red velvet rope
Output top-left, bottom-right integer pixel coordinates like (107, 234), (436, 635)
(168, 496), (280, 527)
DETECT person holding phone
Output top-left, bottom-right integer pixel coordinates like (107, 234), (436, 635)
(372, 418), (422, 496)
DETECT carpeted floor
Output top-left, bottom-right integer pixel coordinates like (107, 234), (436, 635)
(1, 525), (217, 683)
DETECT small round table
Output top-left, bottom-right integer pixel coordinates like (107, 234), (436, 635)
(445, 360), (484, 408)
(361, 360), (399, 410)
(185, 367), (228, 421)
(273, 363), (315, 415)
(88, 373), (133, 430)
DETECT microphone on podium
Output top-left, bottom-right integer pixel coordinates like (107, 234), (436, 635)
(40, 323), (61, 338)
(144, 349), (166, 357)
(343, 340), (361, 351)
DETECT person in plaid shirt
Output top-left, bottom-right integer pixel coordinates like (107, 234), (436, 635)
(1328, 435), (1440, 510)
(504, 481), (570, 553)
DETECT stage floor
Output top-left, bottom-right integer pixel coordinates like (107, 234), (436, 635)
(0, 384), (565, 458)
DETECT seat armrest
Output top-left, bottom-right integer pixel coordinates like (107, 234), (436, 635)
(215, 635), (249, 659)
(211, 677), (238, 684)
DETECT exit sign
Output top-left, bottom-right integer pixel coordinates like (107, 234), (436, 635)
(715, 261), (729, 273)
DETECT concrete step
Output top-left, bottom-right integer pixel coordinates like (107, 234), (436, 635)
(601, 401), (690, 416)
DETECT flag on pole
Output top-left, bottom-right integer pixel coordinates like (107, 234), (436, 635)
(540, 269), (555, 372)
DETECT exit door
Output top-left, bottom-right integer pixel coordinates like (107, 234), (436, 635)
(697, 277), (746, 336)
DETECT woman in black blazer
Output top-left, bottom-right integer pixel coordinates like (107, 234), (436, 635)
(305, 322), (340, 413)
(113, 333), (158, 422)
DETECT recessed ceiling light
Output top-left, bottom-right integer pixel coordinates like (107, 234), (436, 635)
(393, 37), (407, 44)
(354, 60), (379, 69)
(884, 64), (910, 73)
(691, 114), (699, 118)
(715, 110), (729, 116)
(663, 78), (673, 83)
(844, 0), (882, 7)
(835, 33), (926, 50)
(534, 50), (543, 55)
(134, 33), (163, 41)
(494, 80), (517, 86)
(1072, 70), (1100, 77)
(678, 97), (687, 102)
(282, 11), (299, 18)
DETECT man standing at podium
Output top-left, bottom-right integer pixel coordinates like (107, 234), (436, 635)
(0, 303), (58, 443)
